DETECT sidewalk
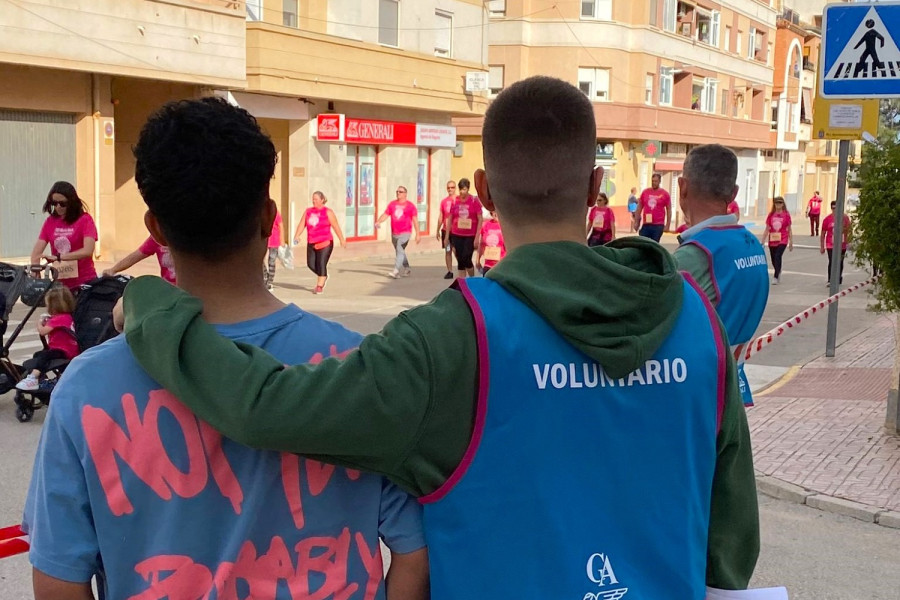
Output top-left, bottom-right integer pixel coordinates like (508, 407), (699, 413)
(747, 314), (900, 527)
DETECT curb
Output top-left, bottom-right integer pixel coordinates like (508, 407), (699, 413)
(755, 472), (900, 529)
(755, 365), (800, 396)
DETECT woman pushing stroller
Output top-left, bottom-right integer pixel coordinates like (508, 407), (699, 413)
(16, 286), (79, 391)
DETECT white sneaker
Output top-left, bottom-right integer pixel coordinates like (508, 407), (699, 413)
(402, 268), (411, 277)
(387, 270), (399, 279)
(772, 278), (779, 285)
(16, 375), (39, 391)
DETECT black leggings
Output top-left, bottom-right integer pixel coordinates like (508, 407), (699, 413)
(769, 244), (787, 279)
(450, 234), (476, 270)
(23, 348), (67, 373)
(307, 242), (334, 277)
(827, 249), (847, 284)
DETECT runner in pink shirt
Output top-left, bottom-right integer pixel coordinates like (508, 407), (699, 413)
(30, 181), (98, 291)
(436, 180), (457, 279)
(294, 191), (346, 294)
(585, 192), (616, 247)
(806, 191), (823, 237)
(476, 212), (506, 274)
(444, 178), (483, 278)
(727, 199), (741, 222)
(634, 173), (671, 242)
(375, 186), (420, 278)
(104, 236), (176, 284)
(263, 211), (284, 290)
(820, 200), (852, 286)
(762, 196), (793, 285)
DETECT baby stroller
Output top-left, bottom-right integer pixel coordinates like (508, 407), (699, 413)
(2, 270), (130, 422)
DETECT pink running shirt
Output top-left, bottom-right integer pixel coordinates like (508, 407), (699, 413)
(449, 196), (483, 236)
(384, 200), (418, 235)
(822, 214), (851, 250)
(267, 212), (283, 249)
(766, 212), (792, 247)
(38, 213), (98, 288)
(304, 207), (333, 244)
(46, 313), (79, 359)
(587, 206), (615, 232)
(639, 188), (671, 226)
(479, 220), (506, 268)
(138, 237), (176, 284)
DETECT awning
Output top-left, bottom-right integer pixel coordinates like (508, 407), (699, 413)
(654, 159), (684, 172)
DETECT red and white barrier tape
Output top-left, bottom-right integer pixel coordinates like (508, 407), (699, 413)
(0, 524), (29, 559)
(740, 275), (881, 363)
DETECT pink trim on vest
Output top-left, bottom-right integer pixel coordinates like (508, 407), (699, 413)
(681, 272), (727, 433)
(683, 240), (721, 307)
(419, 279), (490, 504)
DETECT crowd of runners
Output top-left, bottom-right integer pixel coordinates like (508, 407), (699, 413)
(5, 76), (860, 599)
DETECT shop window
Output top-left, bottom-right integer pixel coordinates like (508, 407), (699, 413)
(659, 67), (673, 106)
(416, 149), (431, 234)
(435, 10), (452, 57)
(581, 0), (612, 20)
(246, 0), (262, 21)
(662, 0), (676, 32)
(645, 73), (654, 105)
(344, 145), (378, 240)
(379, 0), (399, 47)
(283, 0), (298, 27)
(489, 65), (505, 98)
(488, 0), (506, 17)
(578, 67), (610, 102)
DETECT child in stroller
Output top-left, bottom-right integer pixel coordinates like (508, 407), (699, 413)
(15, 286), (78, 391)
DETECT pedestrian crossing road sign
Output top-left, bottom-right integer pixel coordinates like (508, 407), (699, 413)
(822, 1), (900, 98)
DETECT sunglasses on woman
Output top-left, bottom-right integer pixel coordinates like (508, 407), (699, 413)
(50, 201), (67, 207)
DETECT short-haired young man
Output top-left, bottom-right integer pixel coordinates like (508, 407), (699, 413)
(23, 98), (427, 600)
(674, 144), (770, 407)
(123, 78), (759, 598)
(635, 173), (672, 241)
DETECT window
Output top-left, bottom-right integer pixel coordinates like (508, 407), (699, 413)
(489, 65), (505, 97)
(736, 30), (742, 55)
(696, 10), (719, 47)
(770, 100), (779, 130)
(692, 79), (704, 110)
(801, 88), (812, 123)
(283, 0), (298, 27)
(748, 27), (757, 59)
(650, 0), (658, 26)
(578, 68), (611, 102)
(435, 10), (452, 58)
(702, 78), (718, 113)
(488, 0), (506, 17)
(246, 0), (261, 21)
(663, 0), (677, 32)
(581, 0), (612, 20)
(344, 146), (378, 240)
(659, 67), (673, 105)
(645, 73), (654, 105)
(379, 0), (399, 47)
(721, 89), (729, 115)
(416, 149), (431, 234)
(724, 25), (732, 52)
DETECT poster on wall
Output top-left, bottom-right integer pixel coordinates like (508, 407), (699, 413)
(345, 163), (355, 207)
(360, 163), (374, 207)
(417, 162), (427, 231)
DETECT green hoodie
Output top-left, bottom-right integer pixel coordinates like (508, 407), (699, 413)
(124, 238), (758, 589)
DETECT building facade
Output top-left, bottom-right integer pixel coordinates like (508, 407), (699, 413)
(453, 0), (778, 227)
(0, 0), (489, 260)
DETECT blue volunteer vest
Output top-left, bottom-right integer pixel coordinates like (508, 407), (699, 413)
(684, 225), (769, 406)
(421, 277), (726, 600)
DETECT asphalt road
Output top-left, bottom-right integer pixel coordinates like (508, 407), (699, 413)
(0, 240), (894, 598)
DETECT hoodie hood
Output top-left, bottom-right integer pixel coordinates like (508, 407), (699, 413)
(485, 239), (684, 379)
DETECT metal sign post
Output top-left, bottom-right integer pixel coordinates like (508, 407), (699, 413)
(825, 140), (850, 358)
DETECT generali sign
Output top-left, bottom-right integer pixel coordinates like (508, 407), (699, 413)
(315, 114), (456, 148)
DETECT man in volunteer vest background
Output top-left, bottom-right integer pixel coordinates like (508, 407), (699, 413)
(674, 144), (770, 407)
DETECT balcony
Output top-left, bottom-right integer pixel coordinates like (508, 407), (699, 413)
(0, 0), (246, 87)
(803, 58), (816, 72)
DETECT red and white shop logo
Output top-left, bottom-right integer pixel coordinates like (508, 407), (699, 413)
(316, 114), (344, 141)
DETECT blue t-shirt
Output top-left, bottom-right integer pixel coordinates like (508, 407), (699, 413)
(23, 305), (424, 599)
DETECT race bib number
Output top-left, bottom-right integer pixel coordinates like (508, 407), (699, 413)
(484, 246), (502, 261)
(770, 232), (782, 243)
(457, 218), (472, 230)
(644, 213), (654, 224)
(592, 215), (605, 229)
(57, 260), (79, 280)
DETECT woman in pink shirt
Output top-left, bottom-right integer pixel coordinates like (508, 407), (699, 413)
(476, 211), (506, 274)
(762, 196), (793, 285)
(376, 186), (420, 278)
(820, 200), (852, 286)
(15, 286), (79, 391)
(30, 181), (98, 291)
(294, 191), (346, 294)
(585, 192), (616, 247)
(103, 236), (176, 284)
(444, 178), (483, 278)
(265, 211), (284, 290)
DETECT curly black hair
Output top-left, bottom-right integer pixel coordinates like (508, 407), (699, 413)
(133, 97), (277, 260)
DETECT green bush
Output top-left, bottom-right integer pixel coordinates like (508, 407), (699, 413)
(854, 139), (900, 311)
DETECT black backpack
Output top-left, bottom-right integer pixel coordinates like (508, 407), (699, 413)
(73, 275), (131, 352)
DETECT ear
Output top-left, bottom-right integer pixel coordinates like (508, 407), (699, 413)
(262, 197), (277, 239)
(144, 211), (169, 246)
(730, 185), (739, 203)
(677, 176), (688, 201)
(588, 166), (604, 208)
(474, 169), (495, 212)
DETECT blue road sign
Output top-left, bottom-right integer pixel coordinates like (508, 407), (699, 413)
(822, 1), (900, 98)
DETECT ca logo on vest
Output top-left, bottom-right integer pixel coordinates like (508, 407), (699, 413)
(584, 553), (629, 600)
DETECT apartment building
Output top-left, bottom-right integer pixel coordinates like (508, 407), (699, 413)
(0, 0), (489, 261)
(453, 0), (777, 226)
(0, 0), (245, 259)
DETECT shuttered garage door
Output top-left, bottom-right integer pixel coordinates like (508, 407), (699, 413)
(0, 110), (76, 258)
